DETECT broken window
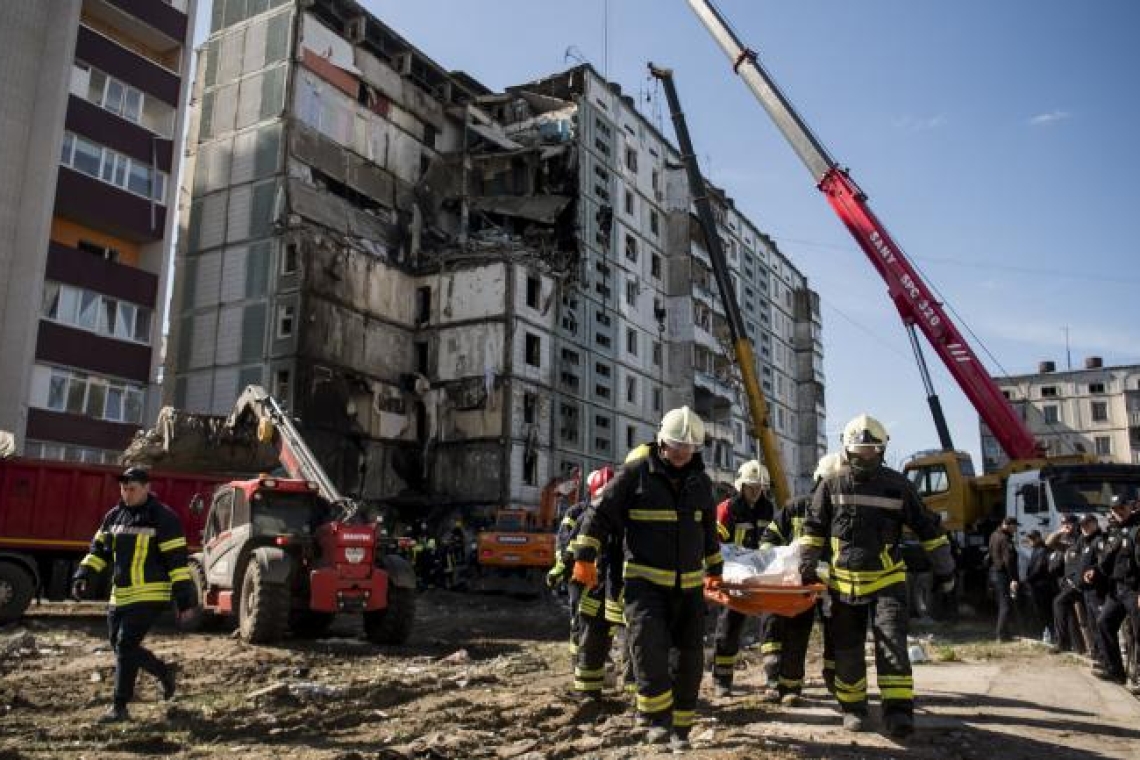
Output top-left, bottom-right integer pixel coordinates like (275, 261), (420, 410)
(523, 450), (538, 486)
(523, 392), (537, 424)
(416, 286), (431, 325)
(650, 210), (659, 237)
(626, 328), (637, 357)
(625, 234), (638, 263)
(274, 369), (290, 401)
(651, 254), (662, 279)
(282, 242), (299, 275)
(626, 376), (637, 404)
(415, 341), (429, 374)
(275, 303), (294, 338)
(627, 425), (637, 451)
(625, 280), (637, 307)
(526, 276), (540, 309)
(653, 341), (662, 367)
(625, 147), (638, 172)
(525, 333), (542, 367)
(560, 402), (579, 444)
(624, 190), (634, 216)
(653, 387), (663, 413)
(77, 239), (120, 262)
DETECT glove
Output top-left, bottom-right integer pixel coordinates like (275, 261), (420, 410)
(571, 560), (598, 589)
(546, 561), (566, 589)
(70, 578), (87, 601)
(704, 575), (723, 593)
(935, 573), (956, 594)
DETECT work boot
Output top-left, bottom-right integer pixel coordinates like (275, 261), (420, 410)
(842, 712), (867, 732)
(644, 726), (671, 745)
(884, 712), (914, 739)
(97, 704), (130, 724)
(160, 664), (177, 701)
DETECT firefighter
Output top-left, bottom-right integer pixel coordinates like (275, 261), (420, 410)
(572, 407), (721, 749)
(760, 452), (841, 705)
(711, 459), (776, 698)
(549, 478), (592, 657)
(571, 466), (632, 698)
(800, 415), (955, 738)
(71, 467), (198, 723)
(1092, 496), (1140, 684)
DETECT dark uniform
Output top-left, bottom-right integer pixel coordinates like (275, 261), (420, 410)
(759, 495), (835, 699)
(1053, 525), (1098, 653)
(574, 443), (721, 738)
(987, 523), (1020, 641)
(800, 465), (953, 726)
(554, 500), (590, 654)
(74, 492), (196, 717)
(1082, 524), (1108, 663)
(1094, 510), (1140, 681)
(572, 504), (632, 698)
(1024, 539), (1057, 641)
(711, 491), (776, 693)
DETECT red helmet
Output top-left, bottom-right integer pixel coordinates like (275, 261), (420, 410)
(587, 466), (616, 499)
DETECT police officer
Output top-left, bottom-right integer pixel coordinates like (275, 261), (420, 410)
(72, 467), (198, 723)
(573, 407), (721, 749)
(1051, 514), (1095, 654)
(800, 414), (954, 738)
(1092, 497), (1140, 684)
(987, 516), (1021, 642)
(760, 452), (841, 705)
(711, 459), (776, 698)
(1078, 514), (1108, 663)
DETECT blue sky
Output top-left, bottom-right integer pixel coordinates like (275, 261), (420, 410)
(194, 1), (1140, 468)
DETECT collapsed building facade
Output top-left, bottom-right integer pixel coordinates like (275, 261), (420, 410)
(166, 0), (825, 525)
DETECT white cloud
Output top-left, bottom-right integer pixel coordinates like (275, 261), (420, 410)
(891, 114), (947, 131)
(1027, 110), (1071, 126)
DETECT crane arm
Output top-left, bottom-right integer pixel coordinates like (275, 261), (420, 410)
(649, 62), (791, 507)
(686, 0), (1041, 460)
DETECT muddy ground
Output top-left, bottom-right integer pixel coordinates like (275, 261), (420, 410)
(1, 591), (1138, 759)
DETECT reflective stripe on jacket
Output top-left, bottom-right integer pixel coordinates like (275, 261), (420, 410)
(77, 494), (196, 610)
(717, 492), (774, 549)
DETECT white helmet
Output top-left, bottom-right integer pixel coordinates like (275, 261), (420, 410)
(657, 406), (706, 449)
(841, 414), (888, 476)
(734, 460), (770, 492)
(812, 452), (843, 484)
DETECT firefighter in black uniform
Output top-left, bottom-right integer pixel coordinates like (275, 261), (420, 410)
(800, 415), (955, 738)
(711, 459), (776, 697)
(550, 493), (590, 654)
(760, 452), (842, 704)
(573, 407), (721, 750)
(71, 467), (198, 723)
(1092, 496), (1140, 684)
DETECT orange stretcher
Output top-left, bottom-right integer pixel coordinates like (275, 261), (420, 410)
(704, 581), (828, 617)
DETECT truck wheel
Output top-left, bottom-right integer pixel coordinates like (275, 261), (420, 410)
(290, 610), (334, 638)
(0, 562), (35, 625)
(363, 585), (416, 645)
(239, 561), (289, 644)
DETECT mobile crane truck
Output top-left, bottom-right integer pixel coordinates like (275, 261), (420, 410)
(685, 0), (1140, 602)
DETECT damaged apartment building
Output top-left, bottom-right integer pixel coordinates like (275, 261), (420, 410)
(167, 0), (825, 524)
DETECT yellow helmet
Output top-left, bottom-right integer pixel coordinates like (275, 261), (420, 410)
(734, 460), (770, 492)
(657, 406), (706, 449)
(841, 414), (888, 475)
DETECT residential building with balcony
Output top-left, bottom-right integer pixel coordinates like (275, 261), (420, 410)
(0, 0), (194, 463)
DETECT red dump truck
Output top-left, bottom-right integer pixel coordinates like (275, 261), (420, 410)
(0, 458), (224, 624)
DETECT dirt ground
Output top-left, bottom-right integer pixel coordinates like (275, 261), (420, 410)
(2, 591), (1138, 760)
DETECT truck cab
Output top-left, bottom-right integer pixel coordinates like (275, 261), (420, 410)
(1008, 464), (1140, 542)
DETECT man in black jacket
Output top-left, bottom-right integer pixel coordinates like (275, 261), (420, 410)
(573, 406), (721, 750)
(988, 516), (1020, 642)
(72, 467), (198, 723)
(1023, 530), (1057, 643)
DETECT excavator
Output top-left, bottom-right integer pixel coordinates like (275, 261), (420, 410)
(127, 385), (417, 644)
(685, 0), (1140, 596)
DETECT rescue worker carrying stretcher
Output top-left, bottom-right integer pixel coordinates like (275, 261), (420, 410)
(800, 415), (955, 738)
(711, 459), (776, 698)
(573, 406), (722, 750)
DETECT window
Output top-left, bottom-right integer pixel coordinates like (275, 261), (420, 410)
(525, 333), (541, 367)
(625, 234), (638, 263)
(626, 376), (637, 403)
(652, 341), (662, 367)
(627, 425), (637, 451)
(560, 403), (579, 444)
(41, 282), (152, 343)
(1091, 401), (1108, 422)
(653, 387), (663, 412)
(624, 190), (634, 216)
(651, 254), (662, 279)
(39, 365), (145, 424)
(77, 239), (120, 261)
(1041, 386), (1058, 398)
(595, 362), (611, 378)
(526, 276), (540, 309)
(71, 62), (174, 137)
(276, 304), (295, 338)
(650, 210), (659, 236)
(274, 370), (291, 401)
(625, 279), (638, 307)
(1095, 436), (1112, 456)
(415, 286), (431, 325)
(60, 131), (168, 203)
(625, 146), (638, 172)
(523, 451), (538, 486)
(626, 328), (637, 356)
(523, 392), (537, 424)
(1043, 405), (1059, 424)
(1089, 382), (1106, 394)
(282, 243), (299, 274)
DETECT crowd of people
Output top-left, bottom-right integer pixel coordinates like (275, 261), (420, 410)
(987, 496), (1140, 692)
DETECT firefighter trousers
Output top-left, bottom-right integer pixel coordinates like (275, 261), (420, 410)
(625, 579), (705, 736)
(776, 600), (833, 696)
(108, 604), (169, 707)
(574, 614), (634, 695)
(712, 608), (780, 688)
(830, 584), (912, 718)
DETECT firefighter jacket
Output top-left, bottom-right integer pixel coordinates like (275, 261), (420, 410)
(76, 495), (196, 611)
(987, 527), (1020, 582)
(574, 443), (722, 592)
(801, 465), (953, 603)
(759, 496), (810, 549)
(567, 499), (626, 624)
(1106, 512), (1140, 594)
(716, 492), (775, 549)
(556, 500), (588, 567)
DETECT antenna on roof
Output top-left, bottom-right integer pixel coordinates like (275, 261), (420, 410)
(564, 46), (587, 65)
